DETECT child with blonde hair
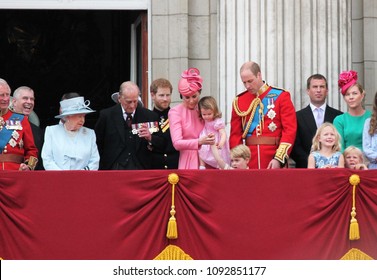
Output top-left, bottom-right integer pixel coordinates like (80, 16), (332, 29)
(198, 96), (230, 169)
(229, 144), (250, 169)
(307, 122), (344, 168)
(217, 144), (250, 169)
(343, 146), (368, 170)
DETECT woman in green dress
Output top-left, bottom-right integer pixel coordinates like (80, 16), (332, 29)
(334, 70), (371, 151)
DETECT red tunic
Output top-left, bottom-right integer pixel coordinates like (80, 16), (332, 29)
(230, 84), (297, 169)
(0, 110), (38, 170)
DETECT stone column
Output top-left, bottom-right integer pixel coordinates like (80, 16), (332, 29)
(218, 0), (352, 124)
(352, 0), (377, 110)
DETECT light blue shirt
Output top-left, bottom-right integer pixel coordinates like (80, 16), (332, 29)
(362, 118), (377, 169)
(42, 123), (100, 170)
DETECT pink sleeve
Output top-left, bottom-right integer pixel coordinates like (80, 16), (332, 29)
(213, 118), (225, 131)
(168, 106), (200, 151)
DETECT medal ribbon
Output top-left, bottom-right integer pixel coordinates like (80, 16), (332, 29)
(0, 113), (24, 153)
(244, 88), (283, 137)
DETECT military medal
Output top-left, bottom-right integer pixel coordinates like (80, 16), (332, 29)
(0, 117), (4, 131)
(19, 139), (24, 149)
(6, 119), (23, 130)
(132, 122), (160, 135)
(267, 98), (275, 109)
(266, 98), (277, 132)
(267, 110), (276, 119)
(268, 122), (277, 132)
(159, 116), (165, 127)
(9, 138), (17, 148)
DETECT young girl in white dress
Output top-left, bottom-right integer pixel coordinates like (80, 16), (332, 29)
(307, 122), (345, 168)
(198, 96), (230, 169)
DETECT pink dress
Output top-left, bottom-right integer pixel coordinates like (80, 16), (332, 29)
(198, 118), (230, 168)
(168, 103), (204, 169)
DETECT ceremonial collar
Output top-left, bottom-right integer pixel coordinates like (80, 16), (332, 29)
(257, 83), (269, 96)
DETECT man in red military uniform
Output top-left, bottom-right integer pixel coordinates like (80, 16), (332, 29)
(0, 79), (38, 171)
(230, 61), (297, 169)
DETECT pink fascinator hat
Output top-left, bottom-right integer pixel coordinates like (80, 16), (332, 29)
(338, 70), (358, 95)
(178, 68), (203, 97)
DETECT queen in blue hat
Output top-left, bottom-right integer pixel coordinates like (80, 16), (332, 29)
(41, 96), (100, 170)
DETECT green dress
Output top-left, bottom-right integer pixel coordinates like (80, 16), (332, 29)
(333, 110), (372, 151)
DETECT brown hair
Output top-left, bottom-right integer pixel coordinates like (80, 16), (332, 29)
(307, 74), (328, 89)
(198, 96), (222, 119)
(240, 61), (261, 76)
(369, 91), (377, 135)
(150, 78), (172, 94)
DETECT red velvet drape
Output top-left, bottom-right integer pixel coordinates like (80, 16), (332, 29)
(0, 169), (376, 259)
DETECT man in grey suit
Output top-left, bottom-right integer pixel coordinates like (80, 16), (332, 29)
(291, 74), (343, 168)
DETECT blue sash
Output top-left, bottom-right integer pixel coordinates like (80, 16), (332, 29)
(0, 113), (24, 153)
(245, 88), (283, 137)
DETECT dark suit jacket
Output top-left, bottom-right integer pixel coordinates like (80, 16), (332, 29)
(291, 104), (343, 168)
(95, 104), (164, 170)
(151, 107), (179, 169)
(30, 122), (44, 170)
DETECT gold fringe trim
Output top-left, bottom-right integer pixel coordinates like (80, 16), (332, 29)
(232, 96), (264, 139)
(349, 175), (360, 240)
(154, 245), (193, 260)
(166, 173), (179, 239)
(340, 248), (374, 260)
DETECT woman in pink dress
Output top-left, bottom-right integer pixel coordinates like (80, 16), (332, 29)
(168, 68), (215, 169)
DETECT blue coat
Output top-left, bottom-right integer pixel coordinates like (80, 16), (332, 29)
(42, 123), (99, 170)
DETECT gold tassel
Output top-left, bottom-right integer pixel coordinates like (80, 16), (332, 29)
(166, 173), (179, 239)
(349, 175), (360, 241)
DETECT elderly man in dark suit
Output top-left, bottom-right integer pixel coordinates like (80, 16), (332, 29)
(291, 74), (343, 168)
(95, 81), (164, 170)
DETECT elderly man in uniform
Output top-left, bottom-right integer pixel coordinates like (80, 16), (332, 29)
(230, 61), (297, 169)
(0, 79), (38, 170)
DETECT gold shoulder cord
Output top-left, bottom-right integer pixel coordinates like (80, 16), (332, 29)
(233, 97), (263, 139)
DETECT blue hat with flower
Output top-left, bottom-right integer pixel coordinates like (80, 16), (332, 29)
(55, 97), (95, 118)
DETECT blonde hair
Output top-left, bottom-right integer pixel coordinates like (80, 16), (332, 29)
(311, 122), (342, 152)
(230, 144), (251, 160)
(343, 146), (365, 163)
(198, 96), (222, 119)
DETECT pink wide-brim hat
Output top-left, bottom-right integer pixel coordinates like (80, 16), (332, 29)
(338, 70), (358, 95)
(178, 68), (203, 97)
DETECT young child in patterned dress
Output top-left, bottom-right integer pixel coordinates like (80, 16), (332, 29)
(307, 122), (345, 168)
(198, 96), (230, 169)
